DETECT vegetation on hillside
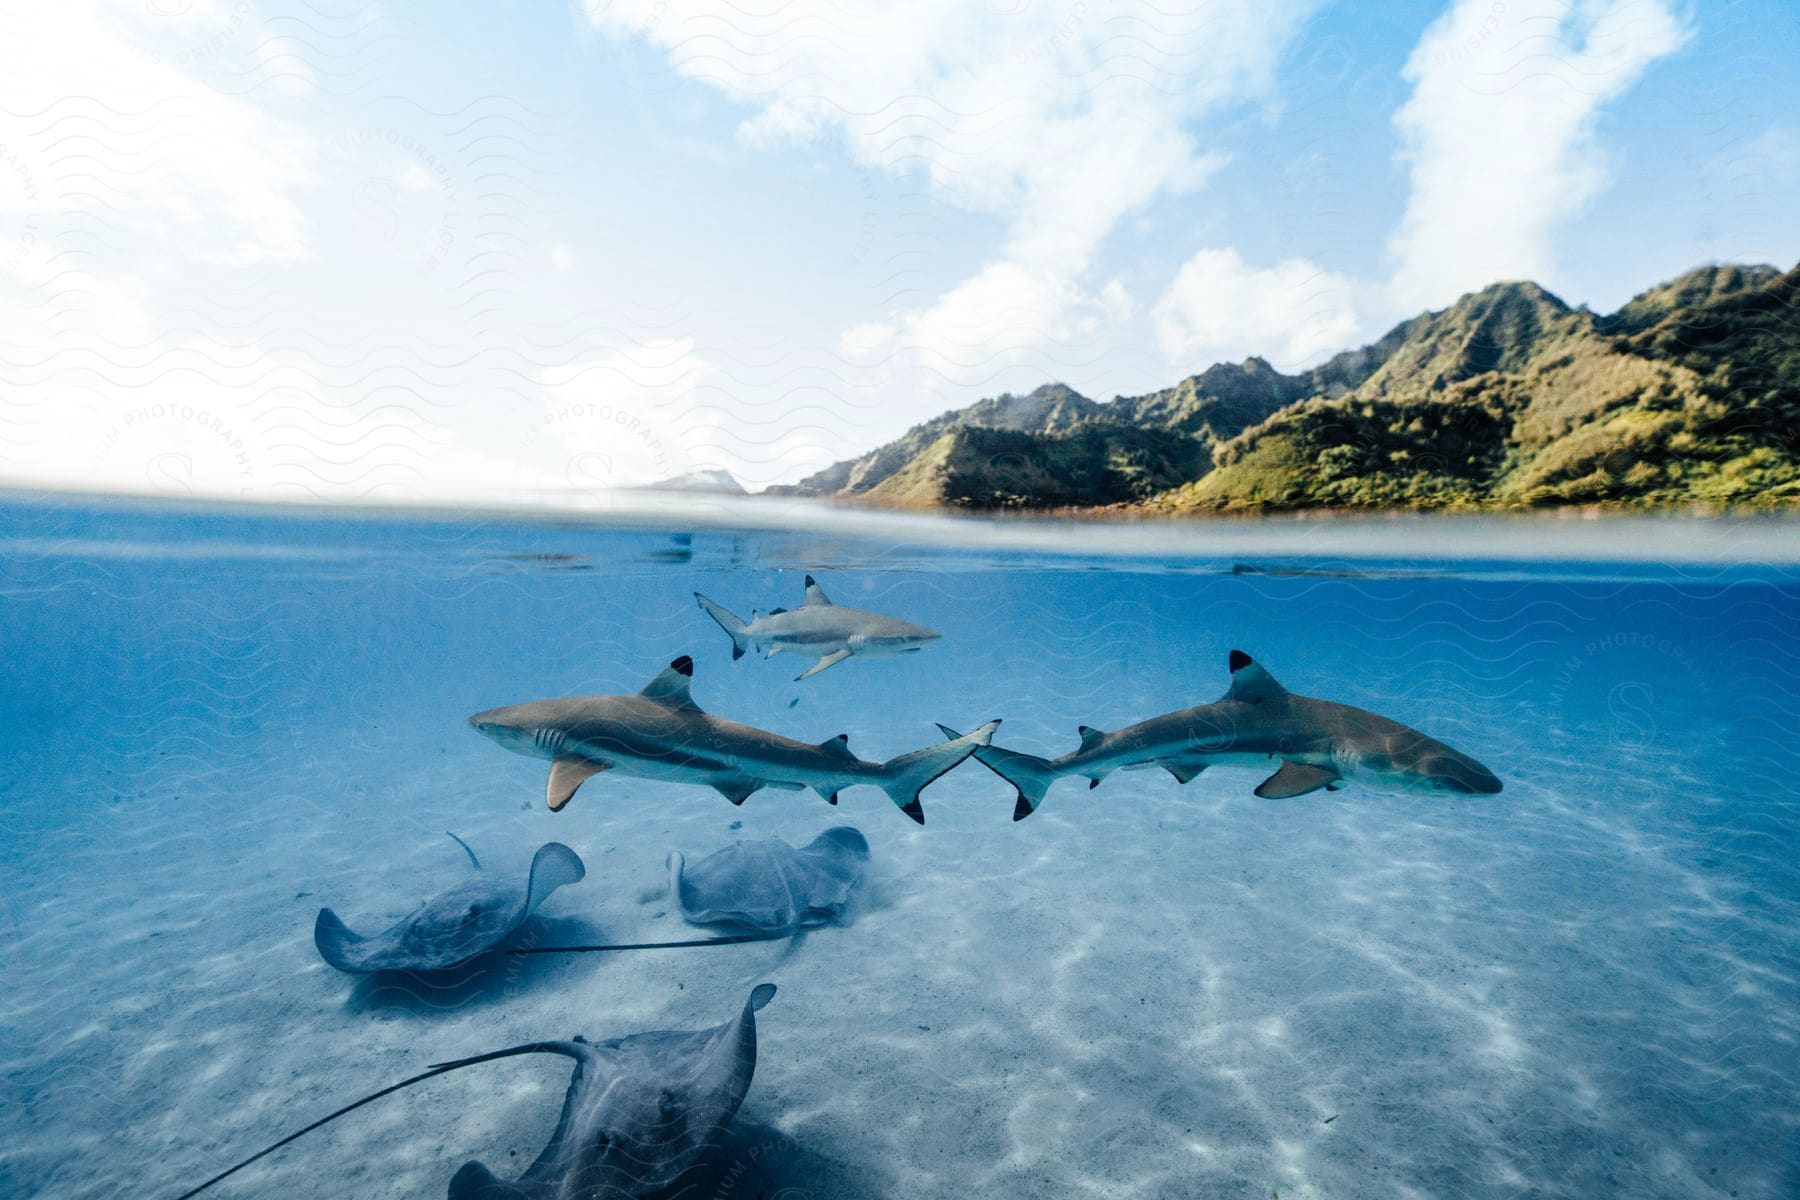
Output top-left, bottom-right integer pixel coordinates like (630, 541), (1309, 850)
(777, 262), (1800, 512)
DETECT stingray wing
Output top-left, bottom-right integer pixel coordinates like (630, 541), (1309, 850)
(670, 840), (808, 933)
(795, 826), (871, 925)
(315, 846), (582, 975)
(447, 1161), (542, 1199)
(458, 987), (776, 1199)
(524, 843), (586, 914)
(313, 907), (383, 973)
(581, 984), (776, 1194)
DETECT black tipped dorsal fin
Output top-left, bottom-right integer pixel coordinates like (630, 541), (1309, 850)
(640, 656), (703, 712)
(1077, 725), (1107, 753)
(818, 733), (857, 761)
(801, 575), (832, 607)
(1224, 650), (1287, 704)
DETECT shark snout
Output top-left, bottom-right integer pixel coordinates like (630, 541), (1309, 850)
(902, 627), (942, 651)
(467, 705), (543, 756)
(1421, 752), (1503, 795)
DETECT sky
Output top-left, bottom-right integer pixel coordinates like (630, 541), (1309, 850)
(0, 0), (1795, 499)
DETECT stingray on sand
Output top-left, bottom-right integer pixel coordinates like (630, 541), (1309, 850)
(504, 828), (870, 959)
(314, 837), (585, 974)
(173, 984), (777, 1199)
(670, 826), (870, 934)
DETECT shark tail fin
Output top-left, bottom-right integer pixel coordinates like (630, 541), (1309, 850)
(694, 593), (752, 661)
(877, 720), (999, 824)
(938, 724), (1058, 821)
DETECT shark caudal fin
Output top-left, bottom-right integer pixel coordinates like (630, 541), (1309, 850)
(694, 593), (753, 660)
(877, 720), (999, 824)
(937, 724), (1059, 821)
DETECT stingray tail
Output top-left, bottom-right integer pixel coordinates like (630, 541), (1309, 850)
(876, 720), (999, 824)
(446, 831), (481, 870)
(167, 1043), (586, 1200)
(695, 593), (753, 660)
(936, 724), (1059, 821)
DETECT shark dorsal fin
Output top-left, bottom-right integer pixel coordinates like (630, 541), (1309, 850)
(818, 733), (856, 761)
(1077, 725), (1107, 753)
(801, 575), (832, 606)
(640, 656), (703, 712)
(1224, 650), (1287, 705)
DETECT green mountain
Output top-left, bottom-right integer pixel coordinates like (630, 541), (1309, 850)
(772, 360), (1319, 508)
(777, 262), (1800, 511)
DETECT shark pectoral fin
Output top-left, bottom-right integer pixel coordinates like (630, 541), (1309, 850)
(713, 779), (763, 807)
(795, 648), (852, 681)
(1254, 761), (1339, 799)
(1164, 757), (1209, 785)
(547, 756), (609, 811)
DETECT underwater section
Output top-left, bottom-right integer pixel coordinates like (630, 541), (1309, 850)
(1, 492), (1797, 1198)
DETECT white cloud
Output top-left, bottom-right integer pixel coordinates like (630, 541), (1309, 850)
(1151, 248), (1360, 371)
(1386, 0), (1690, 312)
(585, 0), (1319, 400)
(0, 1), (318, 267)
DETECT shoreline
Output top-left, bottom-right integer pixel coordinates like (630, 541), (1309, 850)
(6, 483), (1800, 568)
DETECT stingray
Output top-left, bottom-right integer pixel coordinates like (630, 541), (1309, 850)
(314, 837), (586, 974)
(173, 983), (777, 1200)
(502, 827), (870, 959)
(670, 825), (870, 935)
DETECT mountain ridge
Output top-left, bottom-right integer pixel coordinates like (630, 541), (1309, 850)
(772, 262), (1799, 511)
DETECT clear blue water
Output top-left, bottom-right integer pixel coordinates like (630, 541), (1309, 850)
(3, 494), (1797, 1199)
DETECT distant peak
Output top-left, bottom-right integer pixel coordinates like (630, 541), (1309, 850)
(642, 467), (746, 495)
(1456, 279), (1570, 311)
(1606, 262), (1784, 331)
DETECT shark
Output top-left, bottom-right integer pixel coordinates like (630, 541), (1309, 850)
(469, 655), (998, 823)
(695, 575), (940, 680)
(941, 650), (1502, 820)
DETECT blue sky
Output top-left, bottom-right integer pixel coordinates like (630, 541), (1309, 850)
(1, 0), (1795, 498)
